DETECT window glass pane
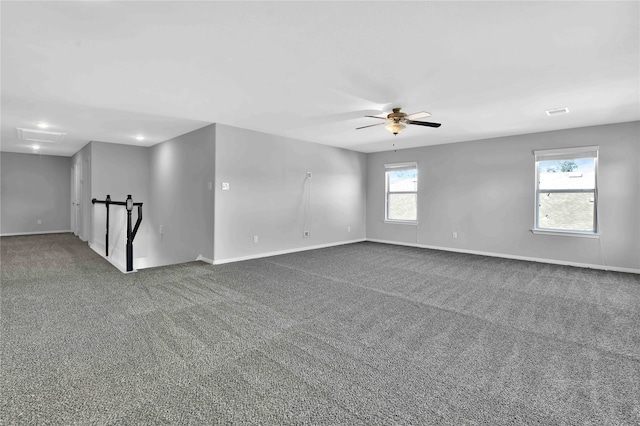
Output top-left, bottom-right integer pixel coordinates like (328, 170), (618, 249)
(388, 193), (417, 221)
(538, 191), (595, 231)
(538, 158), (596, 190)
(388, 169), (417, 192)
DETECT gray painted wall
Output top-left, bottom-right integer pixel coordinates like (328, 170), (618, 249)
(367, 121), (640, 271)
(1, 152), (71, 235)
(146, 124), (215, 267)
(3, 121), (635, 272)
(90, 142), (150, 268)
(214, 124), (367, 262)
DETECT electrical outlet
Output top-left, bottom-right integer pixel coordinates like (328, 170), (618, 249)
(306, 171), (312, 178)
(208, 182), (213, 190)
(452, 231), (458, 239)
(222, 182), (230, 190)
(348, 226), (351, 232)
(253, 235), (259, 243)
(37, 219), (42, 225)
(159, 225), (164, 234)
(303, 231), (310, 238)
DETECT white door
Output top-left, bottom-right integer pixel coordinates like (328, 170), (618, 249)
(70, 166), (75, 234)
(73, 163), (80, 236)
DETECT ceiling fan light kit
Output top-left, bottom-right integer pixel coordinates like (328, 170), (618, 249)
(357, 107), (441, 136)
(386, 122), (406, 135)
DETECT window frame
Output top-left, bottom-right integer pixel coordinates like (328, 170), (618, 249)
(384, 162), (418, 224)
(532, 146), (599, 238)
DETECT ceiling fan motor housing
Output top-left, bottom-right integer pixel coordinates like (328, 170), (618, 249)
(388, 108), (407, 121)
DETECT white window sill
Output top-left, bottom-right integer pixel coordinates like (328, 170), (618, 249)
(531, 229), (600, 239)
(384, 220), (418, 225)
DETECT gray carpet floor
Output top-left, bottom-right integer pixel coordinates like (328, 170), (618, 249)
(1, 233), (639, 425)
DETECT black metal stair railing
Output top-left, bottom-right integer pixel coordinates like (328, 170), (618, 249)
(91, 194), (143, 272)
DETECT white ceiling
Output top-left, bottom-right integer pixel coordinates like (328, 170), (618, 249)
(1, 1), (638, 156)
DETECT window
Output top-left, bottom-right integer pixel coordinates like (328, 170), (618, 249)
(385, 162), (418, 223)
(533, 146), (598, 236)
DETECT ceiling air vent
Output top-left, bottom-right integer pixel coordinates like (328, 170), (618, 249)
(545, 107), (569, 117)
(17, 128), (67, 144)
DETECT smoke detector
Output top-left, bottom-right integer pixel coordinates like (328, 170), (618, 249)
(17, 128), (67, 144)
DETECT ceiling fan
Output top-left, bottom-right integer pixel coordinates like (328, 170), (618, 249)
(356, 108), (442, 135)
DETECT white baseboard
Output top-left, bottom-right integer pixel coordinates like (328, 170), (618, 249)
(365, 239), (640, 274)
(1, 229), (72, 237)
(9, 230), (634, 274)
(196, 254), (214, 264)
(213, 238), (367, 265)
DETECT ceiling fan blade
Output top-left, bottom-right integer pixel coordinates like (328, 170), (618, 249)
(405, 111), (431, 120)
(364, 115), (388, 120)
(356, 122), (386, 130)
(405, 120), (442, 128)
(295, 109), (385, 128)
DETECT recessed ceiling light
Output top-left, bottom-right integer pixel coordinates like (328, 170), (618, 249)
(36, 122), (49, 129)
(135, 135), (145, 141)
(545, 107), (570, 116)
